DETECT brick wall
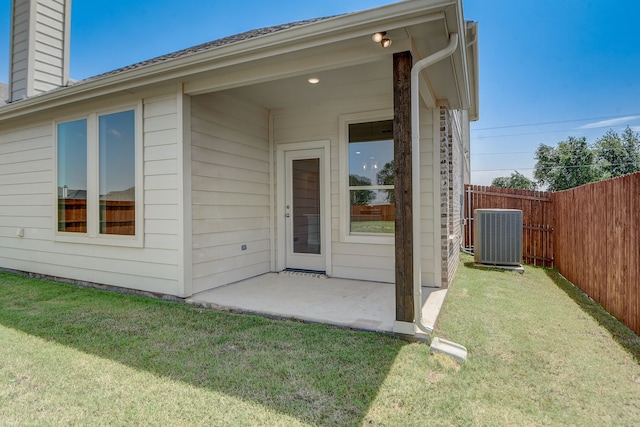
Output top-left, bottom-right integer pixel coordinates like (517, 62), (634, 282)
(438, 106), (467, 287)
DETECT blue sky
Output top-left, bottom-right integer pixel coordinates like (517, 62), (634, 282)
(2, 0), (640, 186)
(464, 0), (640, 185)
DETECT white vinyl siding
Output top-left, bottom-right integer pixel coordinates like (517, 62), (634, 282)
(34, 0), (67, 93)
(190, 92), (270, 293)
(0, 91), (183, 296)
(9, 0), (30, 98)
(0, 123), (52, 242)
(10, 0), (70, 100)
(143, 93), (181, 256)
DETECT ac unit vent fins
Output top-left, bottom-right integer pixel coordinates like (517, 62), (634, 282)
(474, 209), (523, 266)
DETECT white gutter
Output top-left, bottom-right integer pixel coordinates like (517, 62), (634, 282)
(411, 32), (459, 335)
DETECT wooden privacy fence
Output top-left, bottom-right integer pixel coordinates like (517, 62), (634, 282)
(552, 173), (640, 336)
(58, 199), (135, 235)
(351, 204), (395, 222)
(464, 185), (553, 267)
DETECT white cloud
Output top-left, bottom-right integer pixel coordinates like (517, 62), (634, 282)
(579, 115), (640, 129)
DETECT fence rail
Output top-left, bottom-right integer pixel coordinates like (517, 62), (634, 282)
(464, 185), (554, 267)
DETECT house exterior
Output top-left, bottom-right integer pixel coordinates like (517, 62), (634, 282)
(0, 0), (478, 336)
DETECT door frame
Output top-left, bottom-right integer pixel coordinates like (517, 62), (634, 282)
(276, 140), (331, 274)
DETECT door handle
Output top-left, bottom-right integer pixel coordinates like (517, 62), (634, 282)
(285, 213), (290, 218)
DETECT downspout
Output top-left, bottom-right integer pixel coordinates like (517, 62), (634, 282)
(411, 32), (459, 335)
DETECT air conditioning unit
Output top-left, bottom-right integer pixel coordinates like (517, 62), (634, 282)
(474, 209), (522, 266)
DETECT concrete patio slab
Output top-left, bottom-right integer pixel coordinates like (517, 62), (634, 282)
(186, 272), (447, 335)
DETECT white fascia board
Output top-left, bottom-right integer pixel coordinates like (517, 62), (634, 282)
(448, 0), (472, 111)
(0, 0), (456, 121)
(466, 21), (479, 121)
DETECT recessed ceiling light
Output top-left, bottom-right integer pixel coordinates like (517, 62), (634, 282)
(308, 77), (320, 84)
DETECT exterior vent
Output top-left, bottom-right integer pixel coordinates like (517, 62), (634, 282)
(474, 209), (522, 266)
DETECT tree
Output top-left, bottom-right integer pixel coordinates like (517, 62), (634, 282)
(533, 136), (602, 191)
(491, 171), (537, 190)
(349, 174), (375, 205)
(376, 161), (395, 204)
(594, 126), (640, 178)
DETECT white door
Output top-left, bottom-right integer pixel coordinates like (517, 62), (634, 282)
(284, 148), (326, 271)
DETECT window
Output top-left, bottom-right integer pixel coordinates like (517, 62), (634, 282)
(56, 107), (140, 244)
(348, 120), (394, 234)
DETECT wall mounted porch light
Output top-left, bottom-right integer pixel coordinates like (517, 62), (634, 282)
(372, 31), (392, 48)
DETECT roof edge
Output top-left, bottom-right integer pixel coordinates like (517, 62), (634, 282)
(0, 0), (459, 120)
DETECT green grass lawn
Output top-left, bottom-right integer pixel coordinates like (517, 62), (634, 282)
(350, 221), (394, 233)
(1, 256), (639, 426)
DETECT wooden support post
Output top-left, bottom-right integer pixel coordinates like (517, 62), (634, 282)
(393, 51), (414, 324)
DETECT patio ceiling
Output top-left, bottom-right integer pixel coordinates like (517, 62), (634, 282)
(221, 58), (393, 111)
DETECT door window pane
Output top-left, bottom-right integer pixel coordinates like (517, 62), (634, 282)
(348, 120), (394, 234)
(99, 110), (135, 235)
(292, 158), (321, 254)
(57, 119), (87, 232)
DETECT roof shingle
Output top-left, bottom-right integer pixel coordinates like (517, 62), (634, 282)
(75, 16), (336, 86)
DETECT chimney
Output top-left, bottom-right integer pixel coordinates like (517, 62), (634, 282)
(9, 0), (71, 102)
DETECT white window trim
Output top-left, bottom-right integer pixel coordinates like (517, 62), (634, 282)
(53, 102), (144, 247)
(339, 109), (394, 245)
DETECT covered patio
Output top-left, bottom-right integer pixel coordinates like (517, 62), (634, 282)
(186, 273), (447, 335)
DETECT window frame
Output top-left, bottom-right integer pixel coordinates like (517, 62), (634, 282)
(53, 103), (143, 247)
(339, 110), (395, 245)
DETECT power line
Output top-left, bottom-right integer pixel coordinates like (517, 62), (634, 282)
(473, 160), (640, 173)
(471, 125), (640, 140)
(472, 113), (640, 131)
(472, 151), (534, 156)
(473, 128), (584, 139)
(472, 167), (536, 172)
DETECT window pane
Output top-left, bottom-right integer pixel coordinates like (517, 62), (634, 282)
(57, 119), (87, 232)
(99, 110), (135, 235)
(292, 158), (321, 254)
(350, 190), (395, 233)
(348, 120), (394, 234)
(348, 145), (393, 184)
